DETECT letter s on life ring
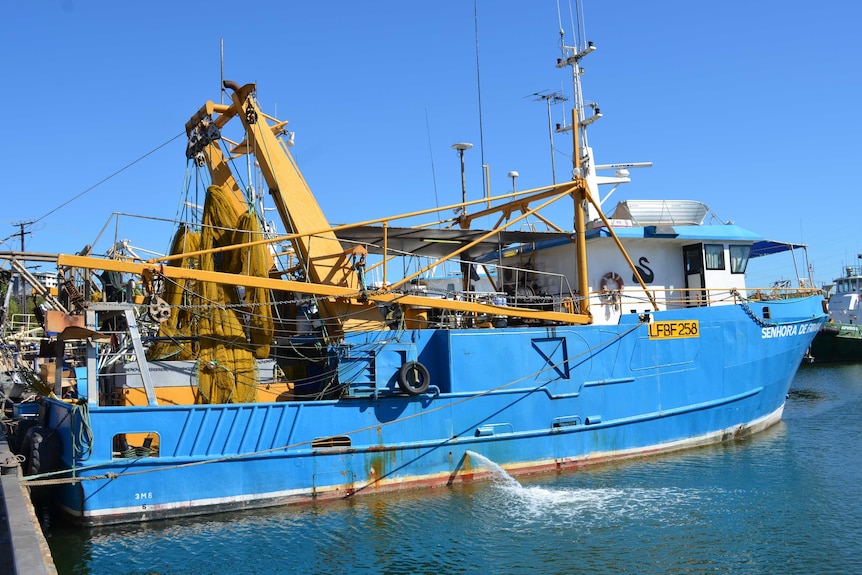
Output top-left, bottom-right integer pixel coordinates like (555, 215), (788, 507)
(600, 272), (624, 292)
(398, 361), (431, 395)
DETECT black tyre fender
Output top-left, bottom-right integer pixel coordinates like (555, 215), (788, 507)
(397, 361), (431, 395)
(820, 324), (840, 337)
(20, 425), (60, 522)
(22, 426), (60, 477)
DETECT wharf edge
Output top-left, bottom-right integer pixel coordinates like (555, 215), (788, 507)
(0, 434), (56, 575)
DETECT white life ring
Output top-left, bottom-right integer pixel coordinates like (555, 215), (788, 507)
(599, 272), (623, 310)
(600, 272), (624, 292)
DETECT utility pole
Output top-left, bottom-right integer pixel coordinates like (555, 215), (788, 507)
(11, 220), (33, 316)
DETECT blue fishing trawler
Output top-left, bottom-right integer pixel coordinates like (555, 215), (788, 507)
(1, 25), (825, 526)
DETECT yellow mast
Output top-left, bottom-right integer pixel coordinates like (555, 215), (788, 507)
(572, 107), (590, 318)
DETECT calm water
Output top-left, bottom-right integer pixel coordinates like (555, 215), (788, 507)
(45, 363), (862, 575)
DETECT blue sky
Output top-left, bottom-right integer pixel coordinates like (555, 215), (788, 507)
(1, 0), (860, 287)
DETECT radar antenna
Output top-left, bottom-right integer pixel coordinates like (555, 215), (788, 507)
(531, 91), (568, 184)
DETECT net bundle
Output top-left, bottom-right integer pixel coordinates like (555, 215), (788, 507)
(151, 184), (274, 403)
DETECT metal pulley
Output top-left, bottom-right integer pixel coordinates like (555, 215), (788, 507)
(148, 296), (171, 323)
(186, 120), (221, 163)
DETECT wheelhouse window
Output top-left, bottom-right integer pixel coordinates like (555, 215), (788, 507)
(730, 245), (751, 274)
(837, 278), (859, 293)
(704, 244), (726, 271)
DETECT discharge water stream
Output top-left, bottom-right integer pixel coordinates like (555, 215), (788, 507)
(464, 450), (522, 488)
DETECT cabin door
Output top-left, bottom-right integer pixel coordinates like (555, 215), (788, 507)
(682, 243), (706, 307)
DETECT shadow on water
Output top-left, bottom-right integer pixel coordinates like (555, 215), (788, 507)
(787, 388), (825, 402)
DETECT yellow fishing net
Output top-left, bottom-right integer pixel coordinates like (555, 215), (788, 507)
(151, 184), (273, 404)
(146, 226), (200, 361)
(230, 211), (273, 359)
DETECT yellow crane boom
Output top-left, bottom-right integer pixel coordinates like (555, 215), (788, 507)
(185, 81), (384, 334)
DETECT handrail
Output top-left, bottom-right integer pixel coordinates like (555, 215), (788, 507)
(586, 285), (822, 308)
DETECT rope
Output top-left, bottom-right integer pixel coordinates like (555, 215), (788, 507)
(2, 453), (25, 466)
(71, 402), (94, 461)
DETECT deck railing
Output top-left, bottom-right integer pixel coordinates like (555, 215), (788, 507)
(7, 314), (43, 337)
(587, 285), (822, 312)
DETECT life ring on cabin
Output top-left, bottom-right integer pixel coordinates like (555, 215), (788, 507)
(599, 272), (624, 310)
(600, 272), (624, 292)
(398, 361), (431, 395)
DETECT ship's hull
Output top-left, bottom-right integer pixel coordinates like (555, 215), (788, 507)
(39, 297), (824, 526)
(809, 323), (862, 363)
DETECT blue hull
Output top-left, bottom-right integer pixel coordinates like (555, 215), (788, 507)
(42, 297), (824, 525)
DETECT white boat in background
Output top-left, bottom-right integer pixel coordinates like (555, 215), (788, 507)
(809, 261), (862, 362)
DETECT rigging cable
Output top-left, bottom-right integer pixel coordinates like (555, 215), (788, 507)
(473, 0), (487, 215)
(425, 109), (442, 224)
(33, 131), (186, 225)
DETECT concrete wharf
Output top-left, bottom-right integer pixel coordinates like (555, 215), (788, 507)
(0, 433), (56, 575)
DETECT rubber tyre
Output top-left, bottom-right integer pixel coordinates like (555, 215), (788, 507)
(22, 426), (60, 477)
(398, 362), (431, 395)
(21, 425), (61, 522)
(820, 324), (840, 337)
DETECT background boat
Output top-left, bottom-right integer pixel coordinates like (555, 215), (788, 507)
(809, 261), (862, 362)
